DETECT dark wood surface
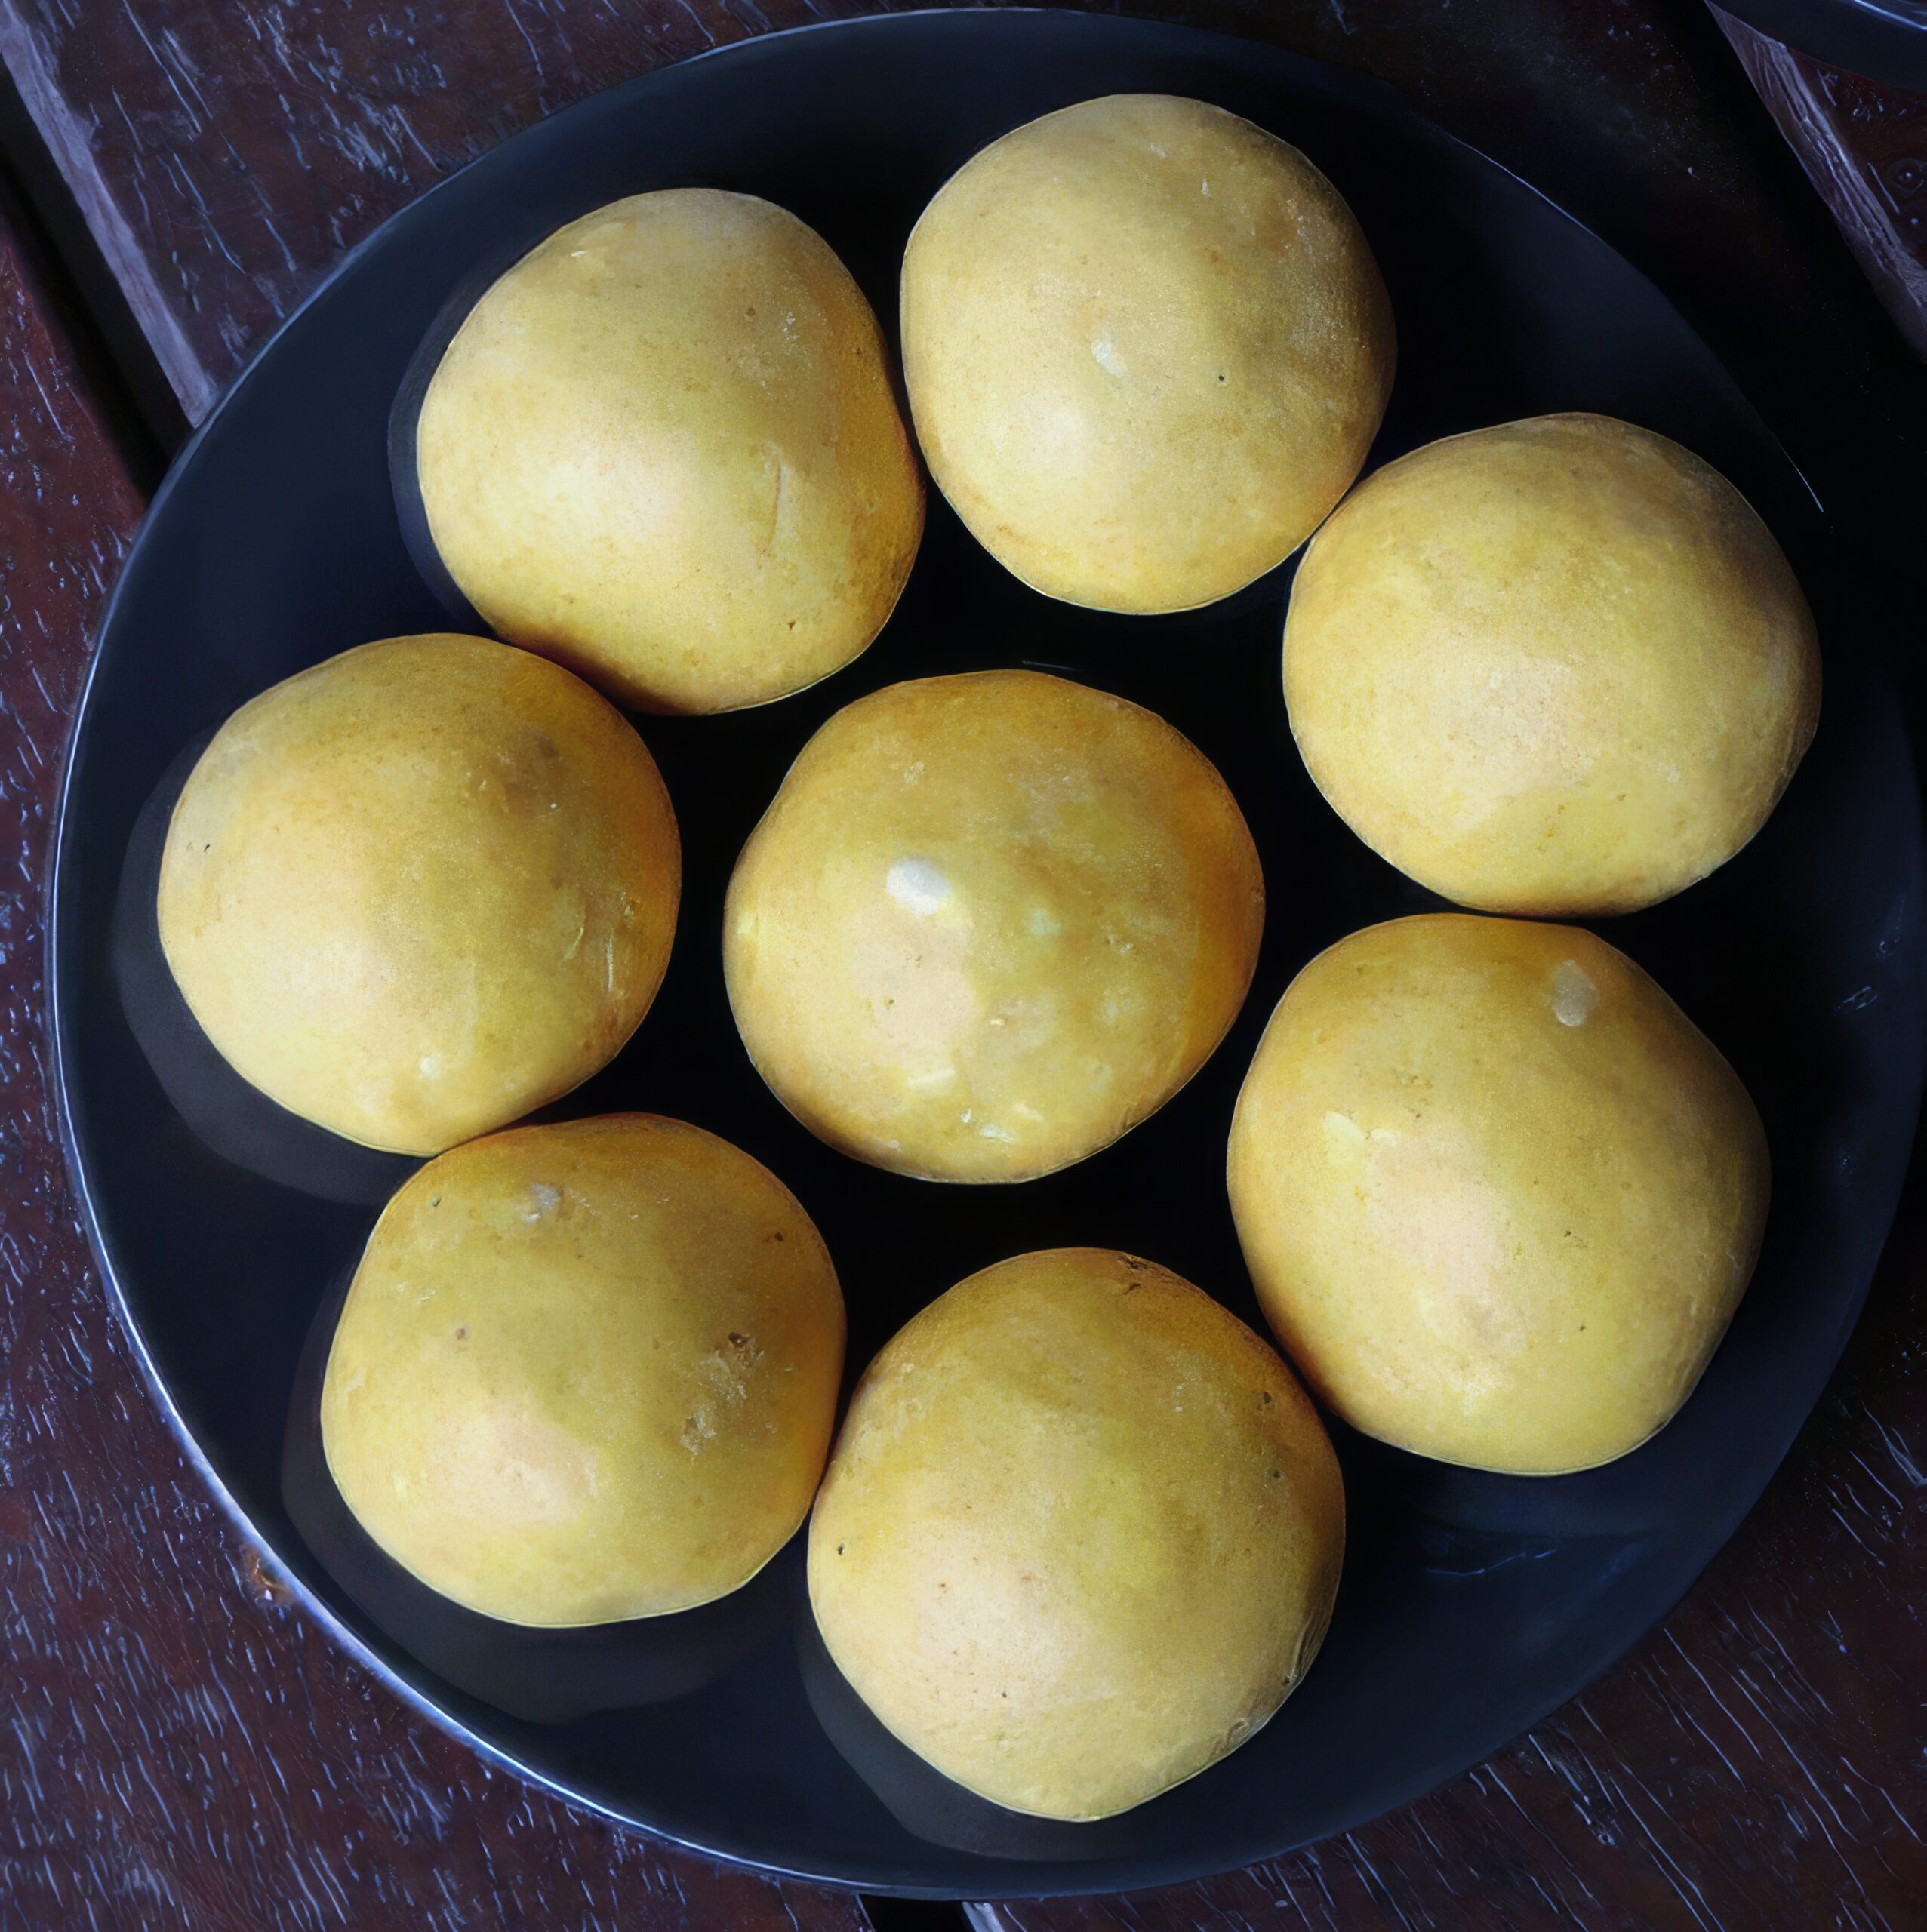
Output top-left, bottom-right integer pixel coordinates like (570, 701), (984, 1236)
(1714, 5), (1927, 357)
(0, 2), (1922, 1927)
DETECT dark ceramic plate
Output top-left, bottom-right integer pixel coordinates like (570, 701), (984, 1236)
(50, 8), (1926, 1900)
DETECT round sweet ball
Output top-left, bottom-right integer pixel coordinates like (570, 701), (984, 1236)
(1282, 414), (1821, 915)
(417, 189), (924, 715)
(900, 94), (1394, 613)
(1228, 915), (1771, 1475)
(322, 1115), (845, 1626)
(808, 1247), (1344, 1820)
(724, 669), (1264, 1182)
(158, 635), (679, 1156)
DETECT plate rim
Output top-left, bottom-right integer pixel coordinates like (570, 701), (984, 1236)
(44, 5), (1927, 1899)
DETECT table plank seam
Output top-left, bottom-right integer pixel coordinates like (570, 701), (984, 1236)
(0, 2), (210, 417)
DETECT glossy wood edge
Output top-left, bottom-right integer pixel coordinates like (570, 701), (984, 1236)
(1714, 4), (1927, 357)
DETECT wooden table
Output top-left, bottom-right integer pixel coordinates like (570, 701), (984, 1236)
(2, 4), (1921, 1927)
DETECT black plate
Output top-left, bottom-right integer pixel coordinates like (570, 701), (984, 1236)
(49, 8), (1926, 1900)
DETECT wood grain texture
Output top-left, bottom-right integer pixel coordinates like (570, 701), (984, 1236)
(0, 1), (1922, 1927)
(1713, 6), (1927, 356)
(0, 0), (1880, 426)
(0, 188), (872, 1932)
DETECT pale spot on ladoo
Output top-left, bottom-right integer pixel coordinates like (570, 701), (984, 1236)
(886, 857), (951, 917)
(1551, 960), (1600, 1027)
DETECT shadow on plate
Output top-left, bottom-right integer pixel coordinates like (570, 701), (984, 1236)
(282, 1262), (790, 1724)
(792, 1577), (1132, 1866)
(112, 735), (422, 1208)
